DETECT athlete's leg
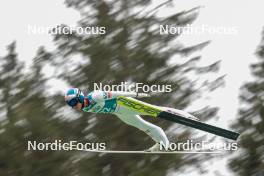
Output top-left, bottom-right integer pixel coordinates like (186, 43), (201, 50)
(114, 113), (169, 149)
(121, 97), (197, 120)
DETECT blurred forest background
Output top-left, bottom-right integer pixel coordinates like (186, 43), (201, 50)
(0, 0), (263, 176)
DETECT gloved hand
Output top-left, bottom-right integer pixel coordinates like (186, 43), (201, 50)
(136, 92), (150, 98)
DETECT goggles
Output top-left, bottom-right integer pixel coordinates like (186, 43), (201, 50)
(66, 89), (81, 107)
(67, 98), (79, 107)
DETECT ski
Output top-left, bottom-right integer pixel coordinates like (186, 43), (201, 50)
(158, 111), (239, 140)
(77, 148), (222, 154)
(117, 96), (240, 140)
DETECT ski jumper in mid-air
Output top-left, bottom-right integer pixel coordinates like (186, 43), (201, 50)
(64, 88), (198, 151)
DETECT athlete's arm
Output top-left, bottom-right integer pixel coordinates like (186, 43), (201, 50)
(110, 91), (150, 98)
(90, 90), (149, 102)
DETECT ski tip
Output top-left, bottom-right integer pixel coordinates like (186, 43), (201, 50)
(231, 132), (240, 141)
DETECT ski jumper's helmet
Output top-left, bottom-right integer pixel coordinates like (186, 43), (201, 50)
(65, 88), (85, 107)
